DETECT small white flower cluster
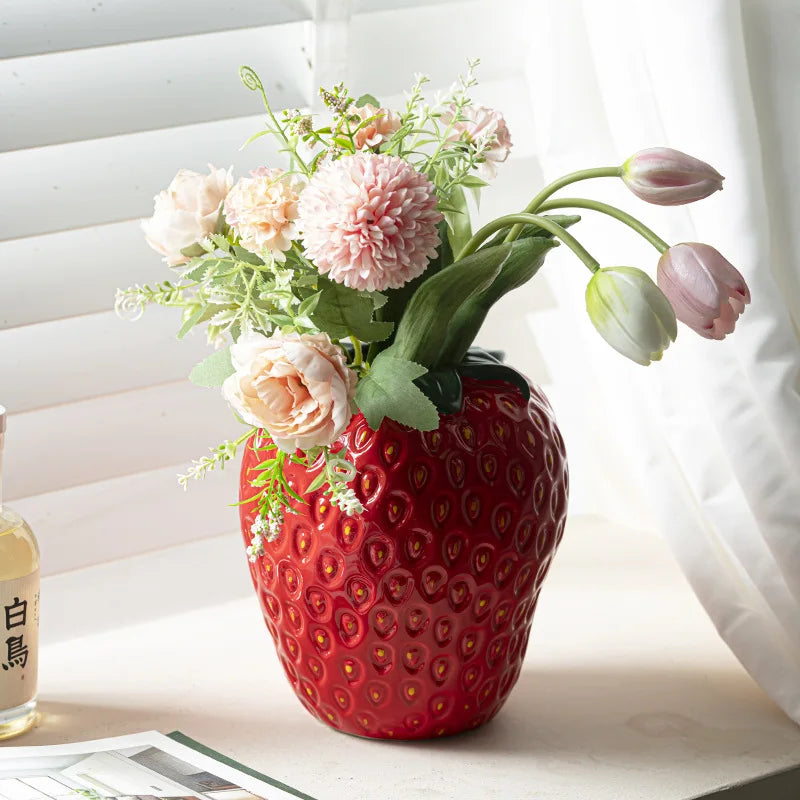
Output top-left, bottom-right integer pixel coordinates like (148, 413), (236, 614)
(245, 506), (285, 562)
(265, 506), (284, 540)
(245, 516), (265, 562)
(328, 484), (364, 516)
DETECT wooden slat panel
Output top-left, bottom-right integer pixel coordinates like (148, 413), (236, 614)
(0, 114), (281, 240)
(0, 220), (162, 329)
(0, 0), (313, 59)
(2, 24), (309, 151)
(13, 461), (239, 577)
(0, 306), (214, 413)
(4, 381), (240, 500)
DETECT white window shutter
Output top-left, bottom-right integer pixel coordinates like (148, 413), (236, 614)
(1, 0), (542, 575)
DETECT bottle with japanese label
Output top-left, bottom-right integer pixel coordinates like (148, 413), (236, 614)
(0, 405), (39, 739)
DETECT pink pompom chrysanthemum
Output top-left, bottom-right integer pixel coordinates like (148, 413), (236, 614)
(298, 153), (442, 292)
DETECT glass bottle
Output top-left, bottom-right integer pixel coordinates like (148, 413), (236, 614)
(0, 405), (39, 740)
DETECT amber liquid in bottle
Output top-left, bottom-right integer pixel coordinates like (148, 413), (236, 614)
(0, 406), (39, 740)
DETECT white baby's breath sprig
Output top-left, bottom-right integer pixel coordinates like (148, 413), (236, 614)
(329, 484), (364, 516)
(246, 532), (264, 562)
(266, 506), (284, 540)
(245, 502), (285, 562)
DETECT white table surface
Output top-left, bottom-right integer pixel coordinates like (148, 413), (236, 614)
(5, 516), (800, 800)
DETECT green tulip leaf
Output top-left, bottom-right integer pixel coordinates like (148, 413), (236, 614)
(439, 235), (559, 365)
(390, 242), (512, 367)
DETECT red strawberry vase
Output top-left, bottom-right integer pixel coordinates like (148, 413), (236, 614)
(239, 373), (568, 740)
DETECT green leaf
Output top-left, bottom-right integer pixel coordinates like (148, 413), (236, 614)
(214, 208), (229, 235)
(355, 352), (440, 432)
(294, 273), (320, 288)
(297, 291), (322, 317)
(411, 348), (532, 414)
(310, 278), (394, 342)
(369, 291), (388, 310)
(460, 175), (489, 189)
(177, 305), (205, 339)
(415, 368), (463, 414)
(390, 242), (512, 367)
(232, 245), (264, 266)
(354, 93), (380, 107)
(377, 219), (452, 349)
(439, 236), (559, 364)
(181, 262), (208, 282)
(458, 347), (530, 400)
(208, 233), (232, 253)
(306, 470), (328, 493)
(436, 202), (466, 215)
(443, 185), (472, 256)
(180, 242), (207, 259)
(189, 347), (235, 388)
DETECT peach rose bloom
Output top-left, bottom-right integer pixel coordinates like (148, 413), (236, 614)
(142, 165), (232, 265)
(349, 103), (401, 150)
(222, 332), (357, 452)
(224, 167), (304, 256)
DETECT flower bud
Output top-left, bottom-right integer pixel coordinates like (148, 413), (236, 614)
(657, 243), (750, 339)
(622, 147), (724, 206)
(586, 267), (677, 365)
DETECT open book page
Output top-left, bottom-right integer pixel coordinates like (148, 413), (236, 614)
(0, 731), (315, 800)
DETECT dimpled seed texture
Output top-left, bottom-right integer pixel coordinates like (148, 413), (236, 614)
(240, 377), (568, 739)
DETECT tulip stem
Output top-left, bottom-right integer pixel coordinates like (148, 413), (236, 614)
(504, 166), (622, 243)
(457, 213), (600, 273)
(536, 198), (670, 253)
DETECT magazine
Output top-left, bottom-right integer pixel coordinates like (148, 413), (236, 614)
(0, 731), (316, 800)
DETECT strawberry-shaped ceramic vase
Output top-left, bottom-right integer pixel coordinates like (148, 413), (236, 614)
(239, 358), (568, 740)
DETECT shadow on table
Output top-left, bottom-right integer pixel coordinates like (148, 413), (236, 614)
(22, 664), (800, 772)
(15, 699), (314, 748)
(405, 663), (800, 765)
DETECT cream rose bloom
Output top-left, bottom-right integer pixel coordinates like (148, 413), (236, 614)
(224, 167), (304, 256)
(440, 103), (512, 179)
(142, 165), (232, 265)
(222, 332), (357, 452)
(349, 103), (401, 150)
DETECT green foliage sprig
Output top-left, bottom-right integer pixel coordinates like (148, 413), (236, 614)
(177, 428), (254, 489)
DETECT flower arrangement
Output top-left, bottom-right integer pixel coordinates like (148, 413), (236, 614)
(118, 61), (749, 555)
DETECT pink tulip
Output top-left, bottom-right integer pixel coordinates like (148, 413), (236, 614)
(657, 243), (750, 339)
(622, 147), (724, 206)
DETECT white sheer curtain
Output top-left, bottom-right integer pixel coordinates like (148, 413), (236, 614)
(525, 0), (800, 723)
